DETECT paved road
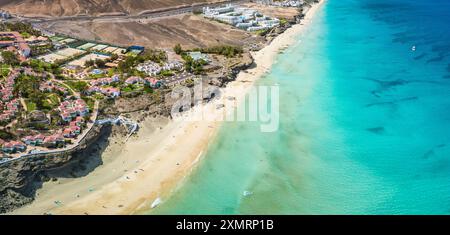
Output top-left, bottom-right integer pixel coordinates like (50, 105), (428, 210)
(16, 0), (250, 24)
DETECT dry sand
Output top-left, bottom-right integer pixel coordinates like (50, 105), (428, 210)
(9, 0), (325, 215)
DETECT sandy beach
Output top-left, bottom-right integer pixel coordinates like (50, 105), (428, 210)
(9, 0), (325, 215)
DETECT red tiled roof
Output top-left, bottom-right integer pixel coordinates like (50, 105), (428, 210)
(35, 134), (45, 140)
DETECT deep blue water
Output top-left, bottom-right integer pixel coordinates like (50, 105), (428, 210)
(149, 0), (450, 214)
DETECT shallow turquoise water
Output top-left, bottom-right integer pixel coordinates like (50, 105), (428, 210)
(149, 0), (450, 214)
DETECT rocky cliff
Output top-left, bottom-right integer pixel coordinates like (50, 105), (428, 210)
(0, 125), (106, 213)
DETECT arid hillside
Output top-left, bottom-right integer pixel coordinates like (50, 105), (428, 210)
(36, 14), (265, 49)
(0, 0), (219, 17)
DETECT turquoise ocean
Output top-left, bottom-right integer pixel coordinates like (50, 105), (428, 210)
(149, 0), (450, 214)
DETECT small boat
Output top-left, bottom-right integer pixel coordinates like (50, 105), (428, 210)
(411, 46), (416, 51)
(151, 197), (162, 208)
(243, 191), (253, 197)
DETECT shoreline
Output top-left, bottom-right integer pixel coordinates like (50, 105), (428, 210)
(9, 0), (325, 215)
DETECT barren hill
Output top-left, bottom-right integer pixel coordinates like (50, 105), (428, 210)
(0, 0), (219, 17)
(37, 14), (264, 49)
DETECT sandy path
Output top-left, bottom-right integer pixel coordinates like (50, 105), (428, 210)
(10, 0), (325, 215)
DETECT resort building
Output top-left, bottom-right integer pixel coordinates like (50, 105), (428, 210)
(236, 22), (254, 29)
(214, 14), (244, 25)
(203, 4), (235, 15)
(1, 141), (26, 153)
(136, 62), (162, 76)
(39, 81), (68, 94)
(89, 75), (120, 86)
(162, 61), (184, 71)
(42, 134), (65, 148)
(125, 76), (145, 85)
(0, 70), (21, 123)
(137, 61), (184, 76)
(202, 5), (280, 32)
(0, 10), (11, 20)
(0, 31), (31, 58)
(63, 126), (81, 138)
(86, 86), (120, 98)
(144, 77), (163, 88)
(101, 87), (121, 98)
(58, 99), (89, 122)
(188, 52), (210, 62)
(22, 134), (46, 146)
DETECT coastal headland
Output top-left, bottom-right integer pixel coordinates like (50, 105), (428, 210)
(2, 0), (324, 214)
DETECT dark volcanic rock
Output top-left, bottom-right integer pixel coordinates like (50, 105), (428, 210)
(0, 125), (105, 214)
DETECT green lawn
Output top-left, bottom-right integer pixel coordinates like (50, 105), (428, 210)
(121, 84), (142, 92)
(121, 86), (134, 92)
(26, 100), (37, 112)
(82, 96), (95, 111)
(64, 81), (87, 93)
(89, 73), (107, 79)
(20, 32), (31, 38)
(108, 68), (117, 77)
(46, 93), (60, 107)
(280, 18), (289, 25)
(160, 70), (174, 77)
(93, 93), (105, 100)
(0, 64), (10, 78)
(143, 86), (154, 94)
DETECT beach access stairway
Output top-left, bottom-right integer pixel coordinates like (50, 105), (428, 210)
(95, 116), (139, 142)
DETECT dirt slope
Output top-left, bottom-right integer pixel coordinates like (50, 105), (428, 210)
(0, 0), (218, 17)
(37, 14), (264, 49)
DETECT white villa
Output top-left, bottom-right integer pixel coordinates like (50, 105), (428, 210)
(202, 4), (280, 31)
